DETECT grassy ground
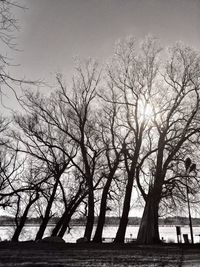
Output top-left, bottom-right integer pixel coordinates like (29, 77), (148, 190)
(0, 242), (200, 267)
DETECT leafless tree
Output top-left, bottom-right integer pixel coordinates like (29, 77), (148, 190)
(92, 91), (125, 242)
(10, 96), (76, 240)
(104, 36), (162, 243)
(27, 60), (103, 241)
(136, 42), (200, 244)
(10, 59), (103, 241)
(11, 161), (41, 242)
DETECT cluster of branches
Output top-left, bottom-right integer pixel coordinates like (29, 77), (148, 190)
(1, 36), (200, 244)
(0, 0), (36, 105)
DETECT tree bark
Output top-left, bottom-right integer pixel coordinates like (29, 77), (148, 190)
(93, 178), (112, 242)
(35, 178), (59, 240)
(136, 195), (160, 244)
(113, 172), (134, 243)
(136, 132), (165, 244)
(93, 157), (120, 243)
(58, 195), (85, 237)
(51, 180), (87, 237)
(84, 184), (94, 241)
(12, 193), (39, 242)
(58, 213), (72, 238)
(113, 139), (142, 243)
(51, 211), (66, 237)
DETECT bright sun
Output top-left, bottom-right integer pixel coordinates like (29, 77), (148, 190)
(138, 100), (154, 121)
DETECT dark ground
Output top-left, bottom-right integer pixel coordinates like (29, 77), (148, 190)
(0, 242), (200, 267)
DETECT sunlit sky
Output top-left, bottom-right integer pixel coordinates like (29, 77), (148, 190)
(1, 0), (200, 217)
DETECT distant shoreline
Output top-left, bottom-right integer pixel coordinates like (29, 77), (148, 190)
(1, 215), (200, 227)
(1, 223), (200, 227)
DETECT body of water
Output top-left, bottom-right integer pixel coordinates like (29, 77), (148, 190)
(0, 225), (200, 243)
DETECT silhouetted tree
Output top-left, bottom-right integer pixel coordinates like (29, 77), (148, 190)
(136, 42), (200, 244)
(105, 36), (162, 243)
(26, 60), (103, 241)
(10, 98), (76, 240)
(56, 61), (103, 241)
(52, 177), (87, 237)
(0, 145), (25, 209)
(93, 93), (124, 242)
(12, 187), (40, 241)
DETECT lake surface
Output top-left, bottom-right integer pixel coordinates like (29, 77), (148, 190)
(1, 225), (200, 243)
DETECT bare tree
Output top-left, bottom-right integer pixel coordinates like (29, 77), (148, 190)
(10, 59), (103, 241)
(0, 0), (31, 99)
(92, 93), (124, 242)
(136, 42), (200, 244)
(56, 63), (103, 241)
(26, 60), (103, 241)
(0, 145), (25, 209)
(11, 162), (41, 242)
(10, 97), (76, 240)
(104, 36), (161, 243)
(51, 170), (87, 238)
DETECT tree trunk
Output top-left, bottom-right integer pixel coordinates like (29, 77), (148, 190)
(51, 183), (87, 237)
(136, 133), (165, 244)
(35, 179), (59, 240)
(51, 212), (66, 237)
(84, 185), (94, 241)
(58, 195), (85, 238)
(58, 214), (72, 238)
(114, 173), (134, 243)
(12, 193), (39, 242)
(136, 195), (160, 244)
(93, 179), (112, 242)
(114, 142), (142, 243)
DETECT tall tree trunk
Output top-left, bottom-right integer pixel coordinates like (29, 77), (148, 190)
(93, 179), (112, 242)
(35, 178), (59, 240)
(114, 173), (134, 243)
(136, 195), (160, 244)
(136, 133), (165, 244)
(114, 141), (142, 243)
(84, 184), (94, 241)
(12, 193), (39, 242)
(80, 137), (95, 242)
(93, 159), (119, 243)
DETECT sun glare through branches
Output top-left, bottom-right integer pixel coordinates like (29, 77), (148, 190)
(138, 99), (155, 122)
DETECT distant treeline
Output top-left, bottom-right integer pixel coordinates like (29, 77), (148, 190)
(1, 215), (200, 227)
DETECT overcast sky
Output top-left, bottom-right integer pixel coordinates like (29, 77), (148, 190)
(2, 0), (200, 111)
(13, 0), (200, 78)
